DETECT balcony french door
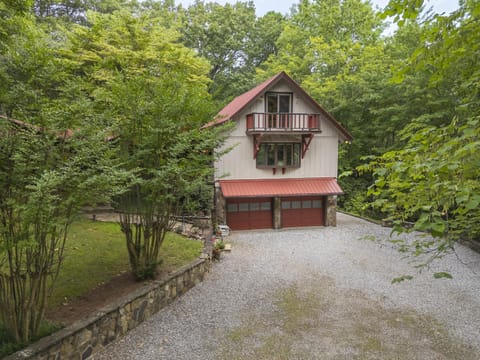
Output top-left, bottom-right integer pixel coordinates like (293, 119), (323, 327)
(266, 93), (292, 128)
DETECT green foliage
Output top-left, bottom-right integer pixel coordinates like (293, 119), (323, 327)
(362, 118), (480, 247)
(0, 319), (61, 358)
(0, 118), (128, 342)
(61, 10), (228, 280)
(359, 1), (480, 264)
(181, 1), (284, 102)
(50, 220), (202, 307)
(0, 219), (201, 357)
(391, 275), (414, 284)
(433, 272), (453, 280)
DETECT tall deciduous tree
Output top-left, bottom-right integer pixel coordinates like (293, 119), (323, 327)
(0, 8), (129, 343)
(181, 1), (284, 103)
(0, 117), (126, 343)
(65, 11), (229, 280)
(360, 0), (480, 265)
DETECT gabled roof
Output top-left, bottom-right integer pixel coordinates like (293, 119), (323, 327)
(204, 71), (352, 141)
(219, 177), (343, 198)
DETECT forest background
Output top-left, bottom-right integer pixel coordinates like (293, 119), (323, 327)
(1, 0), (479, 332)
(1, 0), (479, 254)
(2, 0), (479, 248)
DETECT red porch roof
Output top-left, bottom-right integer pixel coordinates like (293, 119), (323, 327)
(219, 177), (343, 198)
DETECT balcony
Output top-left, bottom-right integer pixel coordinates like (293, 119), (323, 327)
(246, 113), (322, 133)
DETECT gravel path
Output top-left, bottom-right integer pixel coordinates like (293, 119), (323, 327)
(96, 213), (480, 359)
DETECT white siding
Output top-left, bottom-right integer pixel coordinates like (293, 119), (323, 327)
(214, 80), (343, 181)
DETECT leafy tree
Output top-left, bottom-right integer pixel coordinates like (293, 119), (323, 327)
(181, 1), (284, 102)
(0, 117), (126, 343)
(0, 6), (130, 343)
(360, 0), (480, 263)
(32, 0), (130, 23)
(360, 119), (480, 265)
(258, 0), (384, 81)
(65, 11), (229, 280)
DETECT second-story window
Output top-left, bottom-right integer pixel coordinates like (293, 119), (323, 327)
(256, 143), (301, 168)
(266, 93), (292, 113)
(266, 93), (292, 129)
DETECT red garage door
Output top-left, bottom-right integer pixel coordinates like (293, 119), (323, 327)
(226, 198), (273, 230)
(281, 197), (324, 227)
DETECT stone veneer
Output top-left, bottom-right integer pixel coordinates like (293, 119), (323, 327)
(6, 242), (212, 360)
(325, 195), (337, 226)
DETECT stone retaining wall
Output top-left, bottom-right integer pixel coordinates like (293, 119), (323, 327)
(6, 247), (212, 360)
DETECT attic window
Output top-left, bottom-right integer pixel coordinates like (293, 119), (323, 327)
(266, 92), (292, 113)
(256, 143), (301, 168)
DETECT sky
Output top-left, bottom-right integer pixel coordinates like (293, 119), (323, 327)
(176, 0), (459, 17)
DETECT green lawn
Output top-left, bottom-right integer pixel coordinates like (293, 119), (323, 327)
(0, 220), (203, 357)
(49, 220), (203, 308)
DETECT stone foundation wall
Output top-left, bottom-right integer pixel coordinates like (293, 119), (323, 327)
(6, 249), (212, 360)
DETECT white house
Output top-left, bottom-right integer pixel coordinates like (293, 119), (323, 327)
(205, 71), (352, 230)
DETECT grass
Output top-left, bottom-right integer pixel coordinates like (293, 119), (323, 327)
(49, 219), (203, 307)
(1, 219), (203, 357)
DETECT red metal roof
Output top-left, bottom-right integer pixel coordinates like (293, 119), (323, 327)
(219, 177), (343, 198)
(203, 72), (283, 128)
(203, 71), (352, 141)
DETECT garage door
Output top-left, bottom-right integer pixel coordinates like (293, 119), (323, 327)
(226, 198), (273, 230)
(281, 197), (324, 227)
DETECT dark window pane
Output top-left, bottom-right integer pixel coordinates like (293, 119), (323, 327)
(279, 95), (291, 113)
(256, 144), (266, 167)
(292, 201), (301, 209)
(312, 200), (322, 208)
(261, 202), (271, 210)
(250, 202), (260, 211)
(227, 203), (237, 212)
(303, 200), (312, 208)
(293, 143), (300, 167)
(239, 203), (249, 212)
(267, 144), (276, 166)
(267, 95), (277, 113)
(282, 201), (291, 209)
(257, 143), (301, 168)
(277, 145), (285, 167)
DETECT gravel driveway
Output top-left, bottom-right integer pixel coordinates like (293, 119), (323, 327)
(96, 213), (480, 359)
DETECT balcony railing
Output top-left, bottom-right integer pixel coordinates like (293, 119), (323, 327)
(246, 113), (321, 133)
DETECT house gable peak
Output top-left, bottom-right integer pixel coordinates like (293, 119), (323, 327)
(204, 71), (352, 141)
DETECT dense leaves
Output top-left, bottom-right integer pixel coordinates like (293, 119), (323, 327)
(0, 0), (479, 346)
(359, 0), (480, 262)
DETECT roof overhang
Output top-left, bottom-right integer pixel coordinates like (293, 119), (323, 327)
(219, 177), (343, 198)
(203, 71), (353, 141)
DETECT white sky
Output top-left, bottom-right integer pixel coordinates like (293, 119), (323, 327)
(176, 0), (459, 17)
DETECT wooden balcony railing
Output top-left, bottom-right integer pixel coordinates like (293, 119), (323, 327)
(246, 113), (321, 133)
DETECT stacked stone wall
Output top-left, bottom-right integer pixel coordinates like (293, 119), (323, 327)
(6, 251), (212, 360)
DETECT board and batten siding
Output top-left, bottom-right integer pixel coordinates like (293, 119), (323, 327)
(214, 94), (341, 180)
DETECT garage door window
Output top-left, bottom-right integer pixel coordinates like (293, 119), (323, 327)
(228, 201), (272, 212)
(239, 203), (249, 212)
(303, 200), (312, 208)
(261, 202), (271, 210)
(292, 201), (301, 209)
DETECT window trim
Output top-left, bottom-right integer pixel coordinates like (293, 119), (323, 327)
(265, 92), (293, 114)
(256, 142), (301, 169)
